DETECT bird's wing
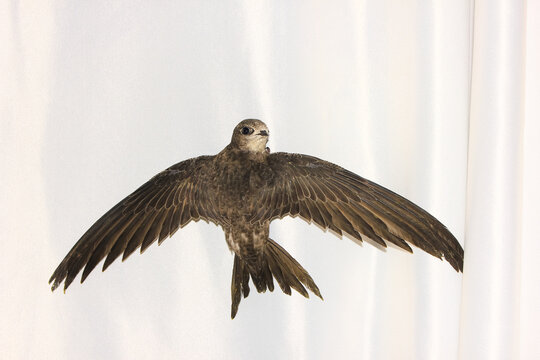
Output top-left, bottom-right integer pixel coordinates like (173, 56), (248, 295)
(250, 152), (463, 272)
(49, 155), (219, 292)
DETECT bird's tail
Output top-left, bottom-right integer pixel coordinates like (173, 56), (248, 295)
(230, 238), (323, 318)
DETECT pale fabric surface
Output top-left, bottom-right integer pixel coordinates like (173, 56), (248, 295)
(1, 1), (538, 359)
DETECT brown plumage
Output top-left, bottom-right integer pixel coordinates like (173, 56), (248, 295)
(49, 119), (464, 318)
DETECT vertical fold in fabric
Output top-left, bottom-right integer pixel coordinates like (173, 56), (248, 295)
(460, 1), (525, 359)
(520, 1), (540, 357)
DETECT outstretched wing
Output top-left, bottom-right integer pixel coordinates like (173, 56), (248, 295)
(49, 155), (219, 292)
(250, 153), (463, 272)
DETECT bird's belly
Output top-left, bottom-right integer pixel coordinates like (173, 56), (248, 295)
(225, 223), (269, 260)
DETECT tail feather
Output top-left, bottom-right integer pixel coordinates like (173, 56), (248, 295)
(230, 238), (322, 319)
(231, 256), (244, 318)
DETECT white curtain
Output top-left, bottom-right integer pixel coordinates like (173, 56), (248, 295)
(1, 1), (538, 359)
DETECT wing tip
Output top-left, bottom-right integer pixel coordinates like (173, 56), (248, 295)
(443, 253), (464, 273)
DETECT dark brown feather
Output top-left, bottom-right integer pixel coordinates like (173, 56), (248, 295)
(49, 156), (215, 292)
(251, 153), (463, 272)
(102, 212), (145, 272)
(50, 122), (462, 320)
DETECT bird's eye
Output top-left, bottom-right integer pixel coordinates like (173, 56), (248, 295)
(241, 127), (253, 135)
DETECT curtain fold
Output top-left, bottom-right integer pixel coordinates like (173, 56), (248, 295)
(520, 1), (540, 358)
(460, 1), (526, 359)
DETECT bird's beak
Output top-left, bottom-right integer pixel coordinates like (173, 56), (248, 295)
(258, 130), (269, 137)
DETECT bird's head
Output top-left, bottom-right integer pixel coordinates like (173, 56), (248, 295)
(231, 119), (270, 153)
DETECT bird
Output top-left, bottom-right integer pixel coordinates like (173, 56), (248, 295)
(49, 119), (464, 318)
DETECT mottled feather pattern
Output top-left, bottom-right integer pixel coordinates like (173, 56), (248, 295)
(49, 119), (463, 318)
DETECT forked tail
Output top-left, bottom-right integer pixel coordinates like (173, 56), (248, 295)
(230, 238), (323, 318)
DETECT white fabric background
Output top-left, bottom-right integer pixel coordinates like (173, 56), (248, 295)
(1, 1), (538, 359)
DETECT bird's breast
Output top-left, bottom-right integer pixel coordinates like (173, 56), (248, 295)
(211, 157), (274, 222)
